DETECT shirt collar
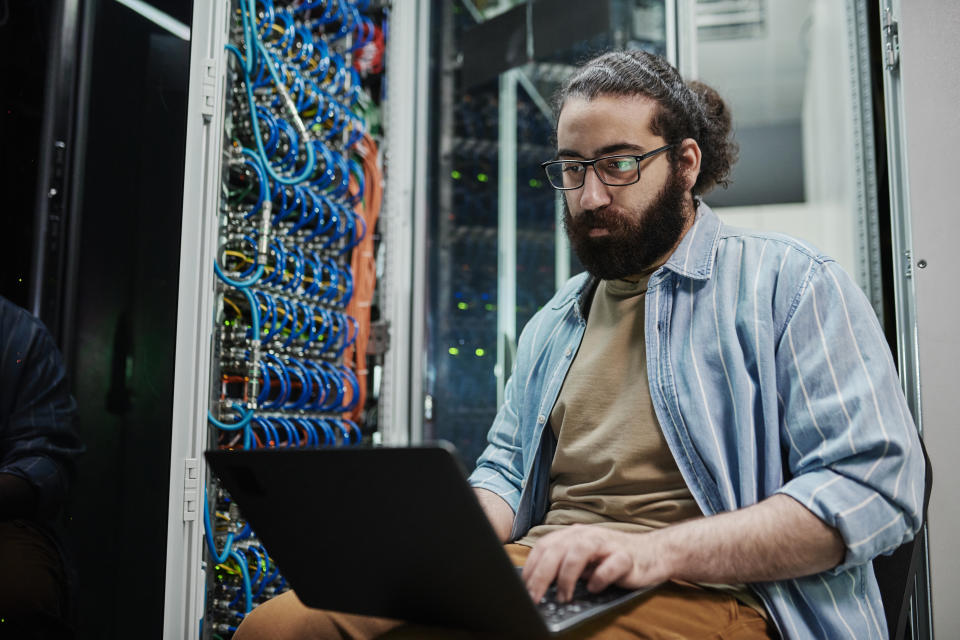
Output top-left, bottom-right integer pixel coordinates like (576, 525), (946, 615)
(563, 202), (723, 314)
(658, 202), (722, 282)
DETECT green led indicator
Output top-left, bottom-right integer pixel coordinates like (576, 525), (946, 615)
(485, 303), (495, 311)
(477, 173), (488, 183)
(457, 302), (468, 310)
(451, 170), (462, 179)
(529, 179), (541, 188)
(475, 348), (486, 357)
(448, 347), (460, 356)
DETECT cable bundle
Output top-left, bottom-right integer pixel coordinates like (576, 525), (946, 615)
(202, 1), (387, 635)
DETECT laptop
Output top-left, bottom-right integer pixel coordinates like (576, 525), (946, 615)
(205, 445), (653, 638)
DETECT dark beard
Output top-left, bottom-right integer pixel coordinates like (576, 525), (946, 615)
(563, 170), (690, 280)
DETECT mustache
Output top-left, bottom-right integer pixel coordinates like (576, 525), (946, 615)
(578, 206), (631, 230)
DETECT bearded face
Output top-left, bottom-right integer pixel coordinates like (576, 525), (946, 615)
(563, 167), (691, 280)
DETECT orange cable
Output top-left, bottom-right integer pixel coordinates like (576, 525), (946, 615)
(344, 132), (383, 424)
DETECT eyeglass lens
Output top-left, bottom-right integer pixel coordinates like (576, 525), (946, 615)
(544, 156), (640, 189)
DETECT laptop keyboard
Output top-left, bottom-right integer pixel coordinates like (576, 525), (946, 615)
(520, 569), (646, 633)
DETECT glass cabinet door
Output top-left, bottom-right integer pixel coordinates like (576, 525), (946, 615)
(692, 0), (886, 322)
(424, 0), (673, 468)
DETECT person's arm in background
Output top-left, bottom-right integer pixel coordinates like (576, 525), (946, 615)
(0, 297), (83, 522)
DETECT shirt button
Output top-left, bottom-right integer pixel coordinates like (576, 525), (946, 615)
(537, 414), (546, 424)
(564, 347), (572, 357)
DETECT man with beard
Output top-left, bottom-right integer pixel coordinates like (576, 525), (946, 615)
(235, 50), (925, 639)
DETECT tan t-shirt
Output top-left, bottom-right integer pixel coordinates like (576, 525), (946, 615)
(515, 278), (767, 618)
(518, 276), (700, 544)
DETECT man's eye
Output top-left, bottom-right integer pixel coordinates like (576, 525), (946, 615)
(562, 163), (584, 174)
(604, 159), (635, 172)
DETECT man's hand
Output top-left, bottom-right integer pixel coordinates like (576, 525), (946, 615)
(521, 494), (845, 604)
(522, 525), (667, 604)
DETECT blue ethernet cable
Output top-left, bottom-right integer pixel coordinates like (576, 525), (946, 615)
(336, 266), (354, 308)
(228, 548), (254, 613)
(310, 141), (338, 190)
(284, 358), (311, 410)
(340, 365), (360, 413)
(208, 402), (254, 432)
(309, 417), (336, 446)
(246, 545), (265, 590)
(255, 291), (277, 341)
(281, 245), (305, 291)
(341, 417), (362, 444)
(274, 416), (297, 447)
(258, 416), (279, 447)
(253, 547), (280, 598)
(255, 106), (280, 157)
(270, 180), (292, 225)
(228, 7), (318, 186)
(236, 235), (259, 278)
(203, 490), (234, 564)
(305, 194), (337, 242)
(272, 10), (296, 57)
(255, 360), (272, 407)
(347, 156), (365, 206)
(302, 303), (322, 350)
(274, 297), (294, 341)
(303, 253), (321, 298)
(265, 353), (291, 406)
(316, 257), (339, 304)
(341, 209), (365, 255)
(287, 187), (314, 234)
(291, 24), (314, 67)
(279, 301), (301, 349)
(273, 118), (300, 170)
(214, 256), (264, 289)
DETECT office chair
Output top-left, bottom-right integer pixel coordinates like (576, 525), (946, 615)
(873, 436), (933, 640)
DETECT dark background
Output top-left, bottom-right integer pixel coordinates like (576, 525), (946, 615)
(1, 0), (193, 636)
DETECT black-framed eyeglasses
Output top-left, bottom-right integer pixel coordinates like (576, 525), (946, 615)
(540, 144), (675, 190)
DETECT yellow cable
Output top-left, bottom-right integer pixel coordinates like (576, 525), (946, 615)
(223, 297), (243, 319)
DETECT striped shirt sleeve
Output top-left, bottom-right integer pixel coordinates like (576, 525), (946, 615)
(773, 260), (924, 571)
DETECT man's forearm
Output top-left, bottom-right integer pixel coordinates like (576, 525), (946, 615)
(474, 488), (515, 543)
(653, 493), (845, 584)
(523, 490), (847, 602)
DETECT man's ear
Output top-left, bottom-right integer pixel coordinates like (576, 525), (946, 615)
(676, 138), (702, 192)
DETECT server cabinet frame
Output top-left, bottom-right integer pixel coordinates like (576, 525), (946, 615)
(161, 1), (427, 635)
(162, 1), (231, 637)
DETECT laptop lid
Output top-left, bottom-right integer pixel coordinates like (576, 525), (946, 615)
(205, 446), (550, 637)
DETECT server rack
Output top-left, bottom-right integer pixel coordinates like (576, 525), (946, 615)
(162, 1), (425, 637)
(423, 0), (675, 469)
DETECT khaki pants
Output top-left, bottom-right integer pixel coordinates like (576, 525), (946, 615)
(234, 544), (775, 639)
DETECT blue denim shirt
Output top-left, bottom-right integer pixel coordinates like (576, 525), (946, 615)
(469, 205), (925, 639)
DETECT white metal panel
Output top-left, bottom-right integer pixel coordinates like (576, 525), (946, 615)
(381, 0), (431, 444)
(895, 1), (960, 637)
(161, 0), (230, 637)
(496, 70), (518, 409)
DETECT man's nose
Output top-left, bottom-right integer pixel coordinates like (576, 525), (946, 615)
(579, 168), (612, 210)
